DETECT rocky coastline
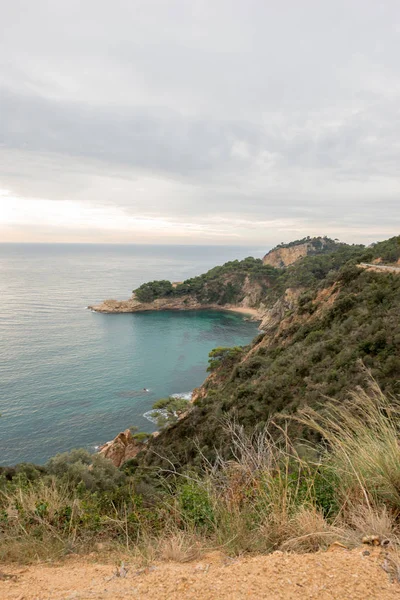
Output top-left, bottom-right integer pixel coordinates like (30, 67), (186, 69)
(88, 294), (262, 322)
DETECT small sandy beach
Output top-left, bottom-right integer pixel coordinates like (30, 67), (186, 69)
(219, 305), (262, 320)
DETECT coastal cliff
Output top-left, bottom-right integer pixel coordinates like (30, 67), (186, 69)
(88, 256), (277, 317)
(134, 235), (400, 471)
(263, 236), (335, 268)
(89, 238), (343, 317)
(3, 236), (400, 587)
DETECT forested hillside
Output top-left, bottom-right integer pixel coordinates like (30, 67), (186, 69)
(138, 236), (400, 470)
(134, 238), (362, 306)
(134, 257), (279, 305)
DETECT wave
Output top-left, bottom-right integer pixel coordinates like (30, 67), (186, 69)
(143, 391), (192, 423)
(143, 410), (159, 424)
(171, 391), (193, 401)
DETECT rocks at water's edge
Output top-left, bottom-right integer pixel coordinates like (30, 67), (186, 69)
(88, 295), (263, 321)
(98, 429), (142, 467)
(89, 295), (210, 314)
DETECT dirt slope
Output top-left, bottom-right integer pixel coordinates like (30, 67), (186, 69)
(1, 548), (398, 599)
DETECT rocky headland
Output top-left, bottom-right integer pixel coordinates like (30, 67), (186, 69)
(89, 294), (262, 320)
(89, 237), (340, 319)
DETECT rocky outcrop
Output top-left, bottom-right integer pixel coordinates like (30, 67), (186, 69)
(89, 295), (262, 320)
(98, 429), (142, 467)
(89, 295), (202, 313)
(263, 238), (330, 268)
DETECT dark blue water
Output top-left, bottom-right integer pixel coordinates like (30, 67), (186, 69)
(0, 244), (263, 465)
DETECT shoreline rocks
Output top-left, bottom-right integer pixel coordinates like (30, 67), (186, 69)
(98, 429), (142, 467)
(88, 295), (262, 322)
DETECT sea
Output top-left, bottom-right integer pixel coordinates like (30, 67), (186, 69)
(0, 243), (265, 466)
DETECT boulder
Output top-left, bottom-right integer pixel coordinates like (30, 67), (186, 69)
(98, 429), (141, 467)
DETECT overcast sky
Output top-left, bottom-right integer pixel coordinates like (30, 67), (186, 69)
(1, 0), (400, 245)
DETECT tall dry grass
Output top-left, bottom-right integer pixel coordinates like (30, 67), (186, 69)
(297, 378), (400, 512)
(188, 420), (345, 554)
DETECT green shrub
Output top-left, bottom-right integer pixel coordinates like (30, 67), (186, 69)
(207, 346), (243, 372)
(178, 481), (214, 530)
(46, 449), (125, 492)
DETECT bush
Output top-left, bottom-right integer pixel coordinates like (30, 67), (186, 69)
(134, 280), (174, 302)
(46, 449), (125, 492)
(178, 481), (214, 530)
(207, 346), (243, 372)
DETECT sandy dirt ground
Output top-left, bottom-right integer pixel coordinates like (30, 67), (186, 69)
(0, 547), (399, 600)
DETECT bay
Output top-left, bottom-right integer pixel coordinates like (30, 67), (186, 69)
(0, 243), (263, 465)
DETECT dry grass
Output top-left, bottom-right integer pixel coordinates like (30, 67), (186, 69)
(347, 504), (397, 543)
(280, 507), (346, 552)
(298, 378), (400, 511)
(200, 420), (337, 554)
(0, 534), (67, 563)
(159, 531), (201, 562)
(201, 382), (400, 555)
(2, 479), (77, 519)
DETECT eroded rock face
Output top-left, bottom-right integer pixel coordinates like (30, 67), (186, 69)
(98, 429), (141, 467)
(263, 239), (329, 268)
(259, 288), (303, 332)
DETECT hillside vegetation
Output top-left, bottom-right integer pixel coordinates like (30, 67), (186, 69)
(134, 257), (279, 305)
(134, 237), (400, 308)
(1, 235), (400, 565)
(135, 237), (400, 472)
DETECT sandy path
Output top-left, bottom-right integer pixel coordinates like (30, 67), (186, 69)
(0, 548), (398, 599)
(359, 263), (400, 274)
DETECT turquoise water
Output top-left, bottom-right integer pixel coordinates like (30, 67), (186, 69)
(0, 244), (262, 465)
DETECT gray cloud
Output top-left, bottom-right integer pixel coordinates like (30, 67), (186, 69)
(1, 0), (400, 244)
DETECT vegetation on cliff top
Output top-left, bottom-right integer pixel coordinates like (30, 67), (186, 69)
(272, 235), (339, 250)
(134, 256), (279, 305)
(133, 236), (400, 307)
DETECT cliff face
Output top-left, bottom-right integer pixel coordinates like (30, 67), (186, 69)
(263, 238), (331, 268)
(259, 287), (303, 332)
